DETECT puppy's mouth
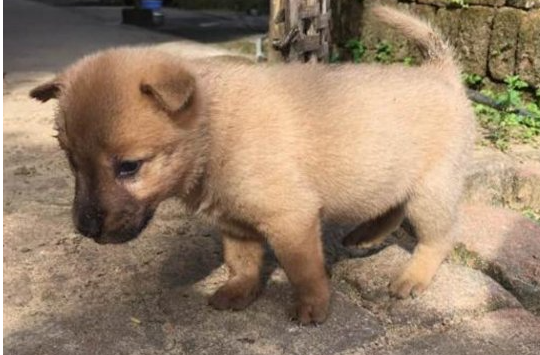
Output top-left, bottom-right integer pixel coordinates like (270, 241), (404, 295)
(93, 210), (155, 245)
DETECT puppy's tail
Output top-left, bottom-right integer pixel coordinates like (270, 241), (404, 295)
(371, 6), (458, 75)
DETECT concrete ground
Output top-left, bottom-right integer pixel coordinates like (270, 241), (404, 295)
(4, 1), (540, 354)
(4, 0), (264, 74)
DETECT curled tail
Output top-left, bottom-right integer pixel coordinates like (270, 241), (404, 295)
(371, 6), (458, 74)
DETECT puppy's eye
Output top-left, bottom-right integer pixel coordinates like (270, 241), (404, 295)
(116, 160), (142, 178)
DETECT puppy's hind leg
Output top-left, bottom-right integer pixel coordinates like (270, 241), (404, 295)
(389, 175), (461, 298)
(209, 235), (264, 310)
(342, 203), (406, 248)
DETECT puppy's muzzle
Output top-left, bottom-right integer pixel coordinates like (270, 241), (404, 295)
(75, 207), (155, 244)
(75, 206), (104, 239)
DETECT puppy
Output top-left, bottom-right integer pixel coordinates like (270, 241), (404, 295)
(30, 6), (475, 324)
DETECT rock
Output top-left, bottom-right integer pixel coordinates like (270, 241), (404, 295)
(409, 3), (437, 22)
(516, 10), (540, 85)
(513, 145), (540, 162)
(436, 7), (463, 49)
(334, 245), (521, 327)
(465, 148), (540, 211)
(488, 8), (523, 81)
(371, 309), (540, 355)
(416, 0), (447, 8)
(332, 0), (540, 86)
(459, 204), (540, 313)
(465, 149), (516, 207)
(467, 0), (506, 6)
(359, 0), (412, 62)
(456, 7), (496, 75)
(507, 0), (540, 9)
(513, 161), (540, 210)
(418, 0), (506, 6)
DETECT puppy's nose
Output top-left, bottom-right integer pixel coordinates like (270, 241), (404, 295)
(76, 209), (104, 238)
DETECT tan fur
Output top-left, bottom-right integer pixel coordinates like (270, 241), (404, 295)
(30, 6), (475, 324)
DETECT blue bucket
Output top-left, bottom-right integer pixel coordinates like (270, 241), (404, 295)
(140, 0), (162, 10)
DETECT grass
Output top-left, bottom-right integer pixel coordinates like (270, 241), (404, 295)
(344, 39), (366, 64)
(523, 207), (540, 224)
(375, 41), (393, 64)
(468, 75), (540, 151)
(448, 0), (469, 8)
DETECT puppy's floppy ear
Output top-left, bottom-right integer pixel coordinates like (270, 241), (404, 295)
(29, 80), (62, 102)
(140, 68), (195, 114)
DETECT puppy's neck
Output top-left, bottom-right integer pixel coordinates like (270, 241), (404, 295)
(176, 88), (212, 213)
(174, 62), (229, 216)
(180, 147), (209, 210)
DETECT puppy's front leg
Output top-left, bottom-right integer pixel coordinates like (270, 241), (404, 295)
(209, 235), (264, 310)
(263, 215), (330, 325)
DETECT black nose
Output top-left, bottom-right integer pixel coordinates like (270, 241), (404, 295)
(75, 207), (104, 238)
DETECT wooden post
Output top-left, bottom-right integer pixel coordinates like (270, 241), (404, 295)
(269, 0), (331, 63)
(286, 0), (302, 61)
(321, 0), (331, 62)
(305, 0), (318, 63)
(268, 0), (284, 62)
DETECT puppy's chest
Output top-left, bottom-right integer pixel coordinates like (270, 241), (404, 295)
(193, 193), (222, 223)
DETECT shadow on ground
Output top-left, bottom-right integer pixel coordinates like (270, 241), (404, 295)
(3, 137), (381, 354)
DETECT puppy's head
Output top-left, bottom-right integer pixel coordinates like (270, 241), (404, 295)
(30, 48), (205, 244)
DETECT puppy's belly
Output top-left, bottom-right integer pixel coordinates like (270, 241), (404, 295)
(318, 180), (412, 224)
(322, 199), (399, 225)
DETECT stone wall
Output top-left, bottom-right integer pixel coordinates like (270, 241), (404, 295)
(332, 0), (540, 86)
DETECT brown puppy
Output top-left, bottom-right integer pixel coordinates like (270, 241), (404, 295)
(30, 6), (475, 324)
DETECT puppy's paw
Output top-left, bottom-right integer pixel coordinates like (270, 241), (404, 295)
(209, 280), (261, 311)
(291, 298), (329, 325)
(389, 270), (430, 299)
